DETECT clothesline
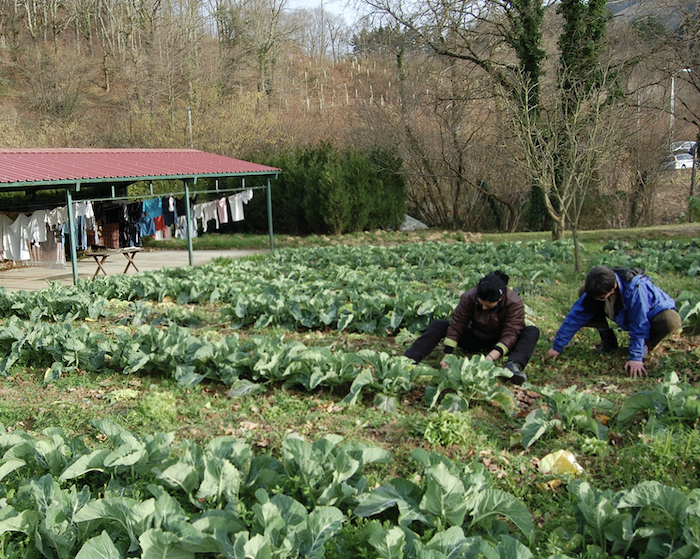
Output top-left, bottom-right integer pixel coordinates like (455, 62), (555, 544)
(72, 183), (268, 205)
(1, 189), (256, 265)
(0, 183), (267, 212)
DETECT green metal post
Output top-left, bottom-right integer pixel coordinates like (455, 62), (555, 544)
(266, 176), (274, 250)
(184, 181), (194, 266)
(65, 187), (80, 284)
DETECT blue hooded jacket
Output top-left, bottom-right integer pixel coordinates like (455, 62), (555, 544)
(552, 272), (676, 361)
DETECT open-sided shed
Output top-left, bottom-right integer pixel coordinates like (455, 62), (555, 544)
(0, 148), (281, 283)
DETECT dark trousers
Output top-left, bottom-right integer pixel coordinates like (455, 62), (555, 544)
(404, 319), (540, 367)
(587, 309), (683, 350)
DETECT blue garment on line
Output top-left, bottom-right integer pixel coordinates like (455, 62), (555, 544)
(139, 215), (155, 237)
(143, 198), (163, 219)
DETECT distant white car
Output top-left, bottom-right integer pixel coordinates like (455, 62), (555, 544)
(661, 153), (694, 170)
(672, 141), (696, 155)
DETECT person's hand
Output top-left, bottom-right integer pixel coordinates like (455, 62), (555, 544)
(625, 360), (646, 378)
(544, 348), (560, 361)
(485, 350), (500, 362)
(439, 359), (449, 369)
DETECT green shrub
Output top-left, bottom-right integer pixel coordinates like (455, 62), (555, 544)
(249, 143), (406, 235)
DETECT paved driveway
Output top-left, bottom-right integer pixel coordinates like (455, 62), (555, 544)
(0, 249), (265, 292)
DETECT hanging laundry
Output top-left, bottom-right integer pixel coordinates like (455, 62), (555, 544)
(47, 206), (68, 228)
(162, 196), (177, 227)
(175, 197), (187, 217)
(26, 210), (48, 264)
(175, 215), (197, 239)
(27, 210), (49, 244)
(127, 203), (142, 247)
(42, 225), (65, 268)
(73, 201), (96, 249)
(228, 189), (254, 222)
(23, 209), (65, 268)
(192, 201), (219, 233)
(175, 216), (187, 239)
(143, 197), (163, 219)
(202, 200), (219, 232)
(140, 214), (156, 238)
(217, 197), (229, 224)
(119, 205), (130, 248)
(193, 203), (205, 232)
(0, 213), (31, 261)
(73, 201), (96, 230)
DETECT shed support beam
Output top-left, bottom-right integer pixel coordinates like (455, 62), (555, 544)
(65, 187), (80, 285)
(184, 181), (194, 266)
(266, 177), (274, 250)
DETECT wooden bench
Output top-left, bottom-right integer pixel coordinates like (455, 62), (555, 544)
(87, 247), (143, 280)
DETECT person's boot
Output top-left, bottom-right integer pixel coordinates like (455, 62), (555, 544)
(502, 361), (527, 385)
(597, 328), (618, 354)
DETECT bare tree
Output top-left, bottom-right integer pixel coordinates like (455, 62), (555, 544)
(243, 0), (289, 95)
(504, 67), (624, 269)
(348, 26), (526, 230)
(287, 8), (324, 60)
(206, 0), (290, 95)
(287, 7), (349, 62)
(325, 11), (350, 62)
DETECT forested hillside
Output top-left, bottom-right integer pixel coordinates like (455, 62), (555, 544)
(0, 0), (699, 233)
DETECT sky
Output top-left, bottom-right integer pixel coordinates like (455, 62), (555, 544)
(286, 0), (359, 24)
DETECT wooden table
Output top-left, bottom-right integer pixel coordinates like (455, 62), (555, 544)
(88, 247), (143, 280)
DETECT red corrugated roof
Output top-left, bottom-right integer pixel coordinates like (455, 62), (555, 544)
(0, 149), (280, 185)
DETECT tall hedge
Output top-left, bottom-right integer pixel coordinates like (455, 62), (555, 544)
(235, 143), (406, 235)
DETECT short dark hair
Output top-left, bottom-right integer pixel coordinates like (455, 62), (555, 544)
(584, 266), (617, 298)
(476, 271), (509, 302)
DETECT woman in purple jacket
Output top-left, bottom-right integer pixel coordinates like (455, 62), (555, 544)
(545, 266), (682, 378)
(404, 271), (539, 385)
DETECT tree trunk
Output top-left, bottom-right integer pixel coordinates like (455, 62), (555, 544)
(572, 226), (581, 272)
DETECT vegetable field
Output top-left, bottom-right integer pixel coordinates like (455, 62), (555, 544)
(0, 236), (699, 559)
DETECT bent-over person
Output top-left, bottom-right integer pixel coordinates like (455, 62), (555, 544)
(545, 265), (682, 378)
(404, 271), (540, 385)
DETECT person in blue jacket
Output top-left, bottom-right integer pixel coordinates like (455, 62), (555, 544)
(545, 266), (682, 378)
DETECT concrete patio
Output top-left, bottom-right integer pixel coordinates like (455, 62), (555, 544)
(0, 249), (266, 292)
